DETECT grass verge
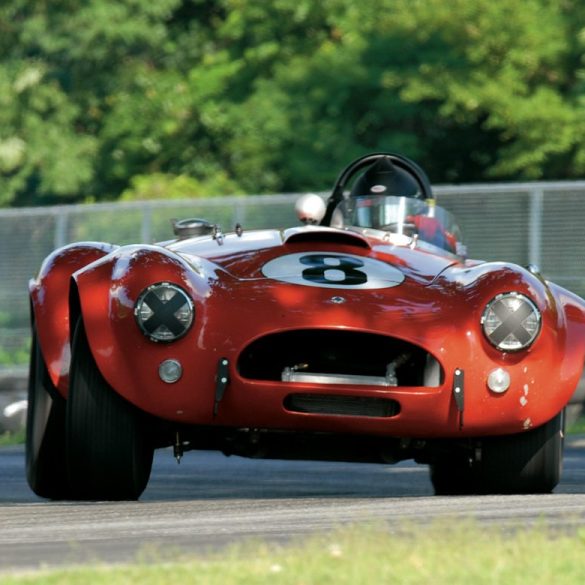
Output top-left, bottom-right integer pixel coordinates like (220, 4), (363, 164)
(2, 522), (585, 584)
(0, 428), (25, 446)
(568, 414), (585, 435)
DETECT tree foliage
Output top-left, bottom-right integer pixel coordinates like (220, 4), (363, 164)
(1, 0), (585, 206)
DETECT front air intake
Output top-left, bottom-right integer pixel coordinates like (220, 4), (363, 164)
(238, 329), (442, 387)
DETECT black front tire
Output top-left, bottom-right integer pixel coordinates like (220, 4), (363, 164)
(430, 411), (564, 495)
(429, 453), (477, 496)
(26, 329), (70, 499)
(66, 318), (154, 500)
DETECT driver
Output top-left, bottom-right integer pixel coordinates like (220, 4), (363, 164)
(347, 156), (458, 253)
(350, 156), (424, 201)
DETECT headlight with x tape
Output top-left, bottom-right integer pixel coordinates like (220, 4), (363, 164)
(481, 292), (541, 352)
(134, 282), (194, 342)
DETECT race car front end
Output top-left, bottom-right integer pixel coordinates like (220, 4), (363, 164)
(69, 234), (583, 490)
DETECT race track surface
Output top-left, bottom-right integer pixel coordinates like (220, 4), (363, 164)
(2, 438), (585, 571)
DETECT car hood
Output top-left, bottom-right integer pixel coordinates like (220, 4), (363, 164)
(165, 227), (463, 286)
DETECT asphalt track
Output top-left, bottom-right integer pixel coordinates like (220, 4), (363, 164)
(2, 438), (585, 572)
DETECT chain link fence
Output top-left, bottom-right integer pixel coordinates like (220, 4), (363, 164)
(2, 182), (585, 369)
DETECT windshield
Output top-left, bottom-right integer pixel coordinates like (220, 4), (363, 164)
(337, 196), (465, 256)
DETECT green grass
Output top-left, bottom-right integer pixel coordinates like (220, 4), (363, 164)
(2, 522), (585, 584)
(567, 414), (585, 435)
(0, 428), (25, 446)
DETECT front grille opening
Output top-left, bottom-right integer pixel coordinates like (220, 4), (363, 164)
(284, 394), (400, 417)
(238, 330), (443, 387)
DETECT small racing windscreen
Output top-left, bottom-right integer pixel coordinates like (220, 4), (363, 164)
(338, 196), (465, 256)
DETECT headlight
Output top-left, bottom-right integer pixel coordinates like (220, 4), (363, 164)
(481, 292), (541, 352)
(134, 282), (194, 342)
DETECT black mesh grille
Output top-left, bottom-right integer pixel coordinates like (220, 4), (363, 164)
(284, 394), (400, 417)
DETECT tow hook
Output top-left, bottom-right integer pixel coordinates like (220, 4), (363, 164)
(174, 431), (183, 464)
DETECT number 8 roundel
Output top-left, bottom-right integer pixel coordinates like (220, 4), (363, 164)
(261, 252), (405, 289)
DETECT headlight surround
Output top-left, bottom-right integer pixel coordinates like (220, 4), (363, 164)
(134, 282), (194, 342)
(481, 292), (541, 352)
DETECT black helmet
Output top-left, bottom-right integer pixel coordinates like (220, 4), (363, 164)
(321, 152), (432, 226)
(350, 156), (423, 199)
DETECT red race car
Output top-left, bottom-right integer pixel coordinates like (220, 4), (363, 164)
(27, 153), (585, 500)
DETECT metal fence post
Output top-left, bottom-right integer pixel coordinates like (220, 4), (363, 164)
(234, 198), (245, 228)
(141, 204), (152, 243)
(528, 188), (543, 269)
(54, 208), (69, 249)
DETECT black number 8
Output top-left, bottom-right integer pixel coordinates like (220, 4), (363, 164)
(300, 254), (368, 285)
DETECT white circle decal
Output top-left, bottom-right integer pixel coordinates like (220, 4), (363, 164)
(261, 252), (405, 289)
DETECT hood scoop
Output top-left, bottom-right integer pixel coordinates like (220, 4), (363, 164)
(283, 227), (370, 249)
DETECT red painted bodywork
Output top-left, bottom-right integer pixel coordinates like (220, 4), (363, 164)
(29, 242), (117, 395)
(30, 227), (585, 439)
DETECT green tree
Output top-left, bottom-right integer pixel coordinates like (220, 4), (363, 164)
(369, 0), (585, 180)
(0, 0), (183, 205)
(2, 0), (585, 206)
(225, 0), (585, 186)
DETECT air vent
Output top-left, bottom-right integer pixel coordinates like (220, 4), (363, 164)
(284, 394), (400, 417)
(283, 227), (370, 248)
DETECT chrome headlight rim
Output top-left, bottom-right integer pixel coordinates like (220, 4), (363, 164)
(134, 282), (194, 343)
(480, 292), (541, 353)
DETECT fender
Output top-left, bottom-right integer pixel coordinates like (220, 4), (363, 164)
(29, 242), (117, 396)
(547, 282), (585, 399)
(72, 245), (213, 408)
(443, 262), (585, 428)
